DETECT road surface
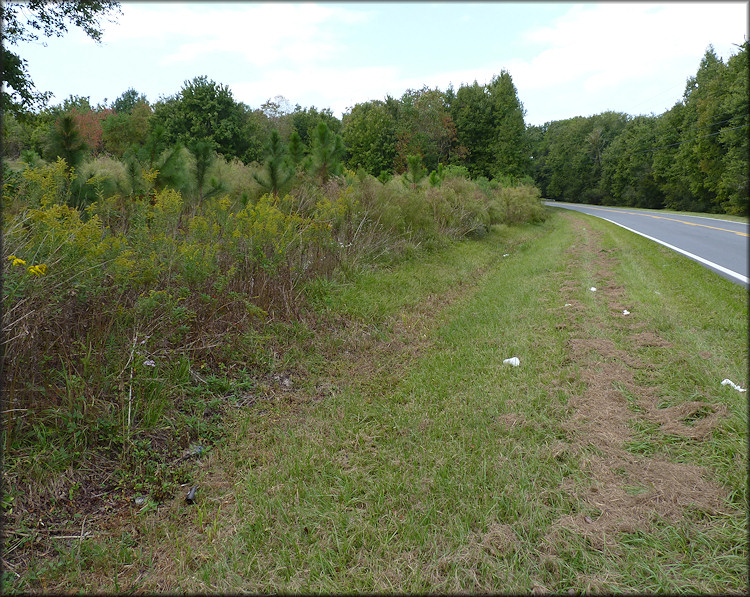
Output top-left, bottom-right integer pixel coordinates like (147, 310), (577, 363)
(547, 202), (748, 287)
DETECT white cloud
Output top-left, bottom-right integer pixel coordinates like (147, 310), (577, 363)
(103, 2), (367, 68)
(515, 2), (747, 93)
(231, 65), (401, 115)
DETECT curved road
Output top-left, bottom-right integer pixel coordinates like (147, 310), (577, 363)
(546, 202), (748, 287)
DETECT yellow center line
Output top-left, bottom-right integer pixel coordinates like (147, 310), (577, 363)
(583, 206), (748, 237)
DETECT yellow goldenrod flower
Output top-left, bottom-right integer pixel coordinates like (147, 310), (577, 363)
(27, 264), (47, 276)
(12, 258), (27, 267)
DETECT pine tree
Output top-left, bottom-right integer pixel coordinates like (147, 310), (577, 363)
(190, 138), (217, 203)
(46, 114), (87, 172)
(286, 130), (306, 171)
(308, 122), (345, 184)
(403, 154), (427, 190)
(253, 129), (293, 197)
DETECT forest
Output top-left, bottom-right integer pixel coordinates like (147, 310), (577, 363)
(530, 43), (748, 216)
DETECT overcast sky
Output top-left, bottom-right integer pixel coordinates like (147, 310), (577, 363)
(14, 1), (748, 125)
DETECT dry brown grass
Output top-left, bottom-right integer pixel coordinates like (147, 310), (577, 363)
(541, 214), (732, 565)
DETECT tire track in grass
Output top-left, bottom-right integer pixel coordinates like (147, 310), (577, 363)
(544, 213), (739, 593)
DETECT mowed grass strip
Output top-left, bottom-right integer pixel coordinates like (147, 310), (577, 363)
(159, 217), (578, 594)
(29, 211), (746, 593)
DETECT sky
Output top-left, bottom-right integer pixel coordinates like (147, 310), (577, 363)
(13, 1), (748, 126)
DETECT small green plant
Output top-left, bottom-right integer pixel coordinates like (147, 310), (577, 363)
(403, 154), (427, 190)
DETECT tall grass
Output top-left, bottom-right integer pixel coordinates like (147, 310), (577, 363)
(1, 157), (546, 498)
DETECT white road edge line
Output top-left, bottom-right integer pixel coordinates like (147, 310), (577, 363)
(550, 202), (746, 226)
(599, 217), (749, 284)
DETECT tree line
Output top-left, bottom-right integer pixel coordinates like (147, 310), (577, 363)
(529, 43), (748, 215)
(2, 72), (532, 193)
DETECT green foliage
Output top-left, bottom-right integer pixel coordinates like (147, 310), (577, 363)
(189, 138), (220, 203)
(342, 99), (398, 177)
(240, 108), (272, 164)
(203, 155), (258, 206)
(451, 71), (529, 179)
(428, 163), (445, 188)
(600, 116), (664, 209)
(46, 114), (88, 171)
(486, 71), (530, 178)
(290, 105), (342, 147)
(307, 121), (345, 184)
(101, 101), (152, 157)
(394, 87), (464, 174)
(718, 50), (749, 215)
(441, 164), (471, 180)
(152, 144), (191, 195)
(150, 76), (248, 161)
(69, 155), (131, 209)
(112, 88), (148, 114)
(286, 130), (306, 170)
(253, 130), (294, 197)
(403, 154), (427, 190)
(1, 112), (30, 158)
(531, 112), (628, 203)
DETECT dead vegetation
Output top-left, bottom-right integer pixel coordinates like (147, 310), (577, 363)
(541, 214), (733, 573)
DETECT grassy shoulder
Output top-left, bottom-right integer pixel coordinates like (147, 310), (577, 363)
(6, 210), (747, 593)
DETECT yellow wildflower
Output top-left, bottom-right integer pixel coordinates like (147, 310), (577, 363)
(9, 256), (27, 267)
(27, 264), (47, 276)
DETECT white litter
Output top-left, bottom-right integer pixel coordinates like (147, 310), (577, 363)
(503, 253), (510, 257)
(503, 357), (520, 367)
(564, 303), (572, 307)
(721, 379), (746, 392)
(590, 287), (597, 292)
(623, 310), (630, 315)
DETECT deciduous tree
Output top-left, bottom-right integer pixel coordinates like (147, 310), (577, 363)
(151, 76), (247, 160)
(1, 0), (121, 114)
(342, 100), (397, 177)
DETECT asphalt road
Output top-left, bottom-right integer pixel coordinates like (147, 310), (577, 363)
(546, 202), (749, 287)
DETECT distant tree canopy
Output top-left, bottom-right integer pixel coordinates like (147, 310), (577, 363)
(342, 100), (398, 177)
(341, 72), (529, 180)
(530, 43), (748, 215)
(451, 71), (529, 179)
(112, 87), (148, 114)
